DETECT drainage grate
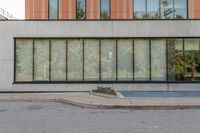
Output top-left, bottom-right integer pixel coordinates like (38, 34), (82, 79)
(119, 91), (200, 98)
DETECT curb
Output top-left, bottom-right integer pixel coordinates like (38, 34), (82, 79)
(1, 98), (200, 110)
(53, 99), (200, 110)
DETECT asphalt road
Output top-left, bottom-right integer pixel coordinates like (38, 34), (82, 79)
(0, 101), (200, 133)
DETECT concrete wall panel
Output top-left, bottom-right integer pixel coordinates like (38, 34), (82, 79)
(0, 20), (200, 91)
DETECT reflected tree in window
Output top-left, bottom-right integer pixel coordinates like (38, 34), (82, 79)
(34, 40), (50, 81)
(101, 40), (116, 80)
(84, 39), (100, 80)
(161, 0), (174, 19)
(68, 39), (83, 80)
(16, 40), (33, 81)
(184, 39), (200, 80)
(118, 39), (133, 80)
(101, 0), (110, 19)
(51, 40), (66, 81)
(77, 0), (86, 19)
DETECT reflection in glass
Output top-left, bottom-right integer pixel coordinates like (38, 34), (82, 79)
(134, 0), (146, 19)
(118, 39), (133, 80)
(16, 39), (33, 81)
(184, 39), (200, 80)
(151, 39), (166, 81)
(34, 40), (49, 81)
(147, 0), (160, 19)
(167, 39), (184, 81)
(84, 39), (99, 80)
(68, 39), (83, 80)
(101, 40), (116, 80)
(77, 0), (86, 19)
(101, 0), (110, 19)
(51, 40), (66, 81)
(161, 0), (174, 19)
(49, 0), (58, 19)
(134, 39), (150, 81)
(174, 0), (187, 19)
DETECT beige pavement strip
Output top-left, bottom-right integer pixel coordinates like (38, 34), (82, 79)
(0, 93), (200, 109)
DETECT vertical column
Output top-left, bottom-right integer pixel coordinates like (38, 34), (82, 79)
(86, 0), (100, 19)
(25, 0), (48, 19)
(111, 0), (118, 19)
(94, 0), (100, 19)
(25, 0), (29, 19)
(111, 0), (133, 19)
(189, 0), (200, 19)
(60, 0), (76, 19)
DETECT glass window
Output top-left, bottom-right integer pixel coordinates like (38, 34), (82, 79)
(118, 39), (133, 80)
(101, 0), (110, 19)
(68, 39), (83, 80)
(134, 39), (150, 81)
(16, 39), (33, 82)
(49, 0), (58, 19)
(101, 40), (116, 80)
(167, 39), (184, 81)
(84, 39), (100, 80)
(77, 0), (86, 19)
(34, 39), (50, 81)
(134, 0), (146, 19)
(161, 0), (174, 19)
(174, 0), (187, 19)
(147, 0), (160, 19)
(51, 40), (66, 81)
(151, 39), (166, 81)
(184, 39), (200, 81)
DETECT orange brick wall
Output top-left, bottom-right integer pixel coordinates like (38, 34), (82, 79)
(59, 0), (76, 19)
(25, 0), (200, 20)
(111, 0), (133, 19)
(25, 0), (48, 19)
(86, 0), (100, 19)
(189, 0), (200, 19)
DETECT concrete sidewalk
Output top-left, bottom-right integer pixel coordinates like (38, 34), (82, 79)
(1, 92), (200, 109)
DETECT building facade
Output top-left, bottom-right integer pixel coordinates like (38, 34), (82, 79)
(0, 0), (200, 92)
(25, 0), (200, 20)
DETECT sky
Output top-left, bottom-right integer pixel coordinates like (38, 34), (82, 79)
(0, 0), (25, 19)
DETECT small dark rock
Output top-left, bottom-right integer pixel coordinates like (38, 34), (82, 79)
(92, 87), (117, 95)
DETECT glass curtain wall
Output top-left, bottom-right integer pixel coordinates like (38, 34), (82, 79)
(68, 39), (83, 80)
(134, 39), (150, 81)
(101, 40), (116, 80)
(15, 38), (200, 83)
(151, 39), (166, 81)
(16, 39), (33, 81)
(49, 0), (59, 19)
(77, 0), (86, 19)
(167, 39), (184, 80)
(51, 39), (66, 81)
(134, 0), (146, 19)
(134, 0), (187, 19)
(101, 0), (110, 19)
(174, 0), (187, 19)
(84, 39), (100, 80)
(147, 0), (160, 19)
(184, 39), (200, 80)
(118, 39), (133, 80)
(34, 39), (50, 81)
